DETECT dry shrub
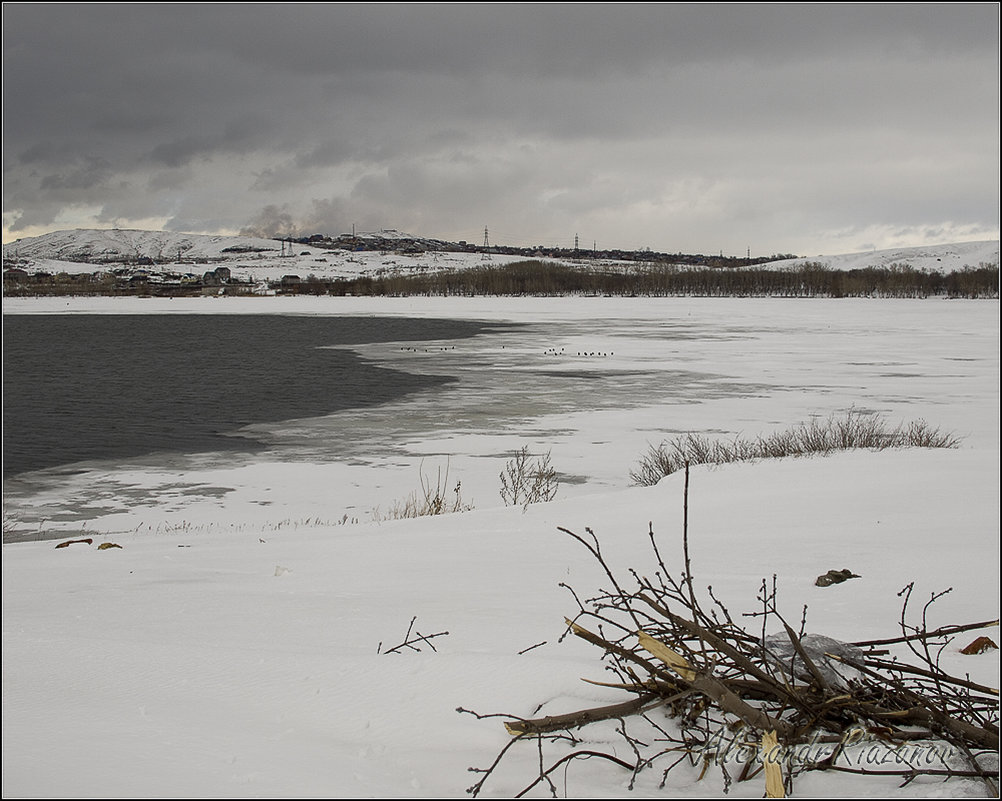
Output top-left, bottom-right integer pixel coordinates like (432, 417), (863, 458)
(372, 461), (474, 521)
(500, 446), (558, 510)
(631, 412), (961, 486)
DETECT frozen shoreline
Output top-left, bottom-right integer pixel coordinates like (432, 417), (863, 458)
(3, 294), (999, 798)
(3, 295), (998, 541)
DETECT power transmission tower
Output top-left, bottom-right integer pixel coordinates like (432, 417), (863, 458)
(481, 226), (492, 260)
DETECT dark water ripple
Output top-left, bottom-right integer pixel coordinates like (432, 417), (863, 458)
(2, 314), (507, 477)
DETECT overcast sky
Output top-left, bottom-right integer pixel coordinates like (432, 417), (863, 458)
(3, 3), (999, 256)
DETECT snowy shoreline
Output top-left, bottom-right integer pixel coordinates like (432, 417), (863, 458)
(4, 295), (998, 540)
(3, 294), (999, 798)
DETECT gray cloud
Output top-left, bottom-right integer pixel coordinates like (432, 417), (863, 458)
(238, 204), (297, 238)
(38, 156), (113, 192)
(3, 3), (998, 254)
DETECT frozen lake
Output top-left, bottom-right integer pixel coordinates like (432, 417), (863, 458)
(2, 314), (509, 477)
(2, 295), (998, 541)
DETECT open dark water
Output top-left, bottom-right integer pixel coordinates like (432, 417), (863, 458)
(2, 314), (507, 478)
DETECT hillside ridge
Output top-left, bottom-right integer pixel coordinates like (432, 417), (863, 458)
(4, 227), (998, 274)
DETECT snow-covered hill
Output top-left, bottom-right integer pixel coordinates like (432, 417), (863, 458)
(3, 228), (998, 284)
(2, 228), (295, 263)
(0, 227), (463, 264)
(761, 240), (999, 273)
(1, 227), (505, 281)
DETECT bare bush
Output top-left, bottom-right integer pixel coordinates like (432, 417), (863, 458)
(631, 412), (961, 486)
(500, 446), (558, 510)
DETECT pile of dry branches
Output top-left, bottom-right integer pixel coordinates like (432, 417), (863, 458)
(462, 466), (999, 797)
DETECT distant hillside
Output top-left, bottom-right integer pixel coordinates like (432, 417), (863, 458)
(763, 241), (999, 274)
(4, 228), (998, 274)
(3, 228), (998, 300)
(2, 228), (300, 263)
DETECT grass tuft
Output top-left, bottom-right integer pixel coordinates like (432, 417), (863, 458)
(630, 411), (961, 486)
(372, 461), (474, 521)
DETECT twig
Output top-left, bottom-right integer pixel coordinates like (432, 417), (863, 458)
(514, 750), (638, 798)
(380, 616), (449, 654)
(861, 655), (998, 697)
(852, 619), (999, 648)
(806, 764), (999, 781)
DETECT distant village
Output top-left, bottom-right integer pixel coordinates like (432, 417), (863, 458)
(293, 230), (787, 269)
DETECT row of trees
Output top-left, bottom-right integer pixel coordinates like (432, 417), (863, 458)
(5, 260), (997, 299)
(288, 260), (998, 299)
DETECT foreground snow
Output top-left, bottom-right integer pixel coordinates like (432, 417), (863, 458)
(3, 452), (998, 798)
(2, 295), (999, 798)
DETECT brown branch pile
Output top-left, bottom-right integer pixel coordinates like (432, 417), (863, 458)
(462, 465), (999, 798)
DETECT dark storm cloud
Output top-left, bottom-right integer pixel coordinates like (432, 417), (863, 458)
(3, 3), (998, 253)
(38, 156), (112, 191)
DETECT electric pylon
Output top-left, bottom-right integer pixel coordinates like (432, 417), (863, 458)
(481, 226), (492, 260)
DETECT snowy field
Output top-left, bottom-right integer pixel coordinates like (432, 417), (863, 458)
(2, 294), (999, 798)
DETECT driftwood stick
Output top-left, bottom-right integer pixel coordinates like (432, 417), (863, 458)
(852, 619), (999, 648)
(892, 706), (998, 751)
(806, 764), (999, 781)
(505, 693), (680, 736)
(680, 463), (704, 638)
(685, 671), (797, 739)
(861, 655), (999, 697)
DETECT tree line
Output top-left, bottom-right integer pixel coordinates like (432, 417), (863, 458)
(291, 260), (999, 299)
(4, 260), (997, 298)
